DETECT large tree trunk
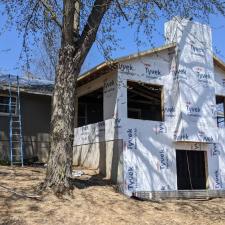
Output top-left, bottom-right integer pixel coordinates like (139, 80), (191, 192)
(40, 0), (79, 195)
(42, 45), (81, 194)
(40, 0), (111, 195)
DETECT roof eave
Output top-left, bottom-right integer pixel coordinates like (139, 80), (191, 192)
(77, 43), (177, 86)
(213, 55), (225, 72)
(0, 85), (53, 96)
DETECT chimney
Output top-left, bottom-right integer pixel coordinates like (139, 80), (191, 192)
(164, 17), (212, 53)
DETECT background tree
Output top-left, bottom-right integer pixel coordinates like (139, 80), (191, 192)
(0, 0), (224, 194)
(31, 33), (60, 81)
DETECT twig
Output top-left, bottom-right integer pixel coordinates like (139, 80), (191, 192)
(115, 0), (128, 21)
(0, 184), (41, 201)
(38, 0), (62, 29)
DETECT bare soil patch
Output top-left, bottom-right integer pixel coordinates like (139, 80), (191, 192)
(1, 165), (225, 225)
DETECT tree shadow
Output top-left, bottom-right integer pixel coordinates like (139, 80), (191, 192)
(71, 173), (113, 189)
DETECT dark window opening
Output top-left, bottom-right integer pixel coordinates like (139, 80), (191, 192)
(176, 150), (206, 190)
(216, 96), (225, 128)
(77, 88), (103, 127)
(127, 81), (163, 121)
(0, 95), (16, 114)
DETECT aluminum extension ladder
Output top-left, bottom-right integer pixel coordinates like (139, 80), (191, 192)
(8, 75), (24, 166)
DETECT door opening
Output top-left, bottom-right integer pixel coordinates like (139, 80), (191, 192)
(176, 150), (206, 190)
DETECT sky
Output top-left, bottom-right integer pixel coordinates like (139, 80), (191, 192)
(0, 11), (224, 78)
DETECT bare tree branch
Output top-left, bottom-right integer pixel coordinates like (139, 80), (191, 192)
(115, 0), (128, 21)
(78, 0), (112, 64)
(39, 0), (62, 29)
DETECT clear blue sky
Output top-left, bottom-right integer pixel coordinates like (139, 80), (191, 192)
(0, 12), (224, 78)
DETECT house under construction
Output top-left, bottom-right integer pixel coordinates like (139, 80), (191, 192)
(1, 17), (225, 199)
(73, 17), (225, 199)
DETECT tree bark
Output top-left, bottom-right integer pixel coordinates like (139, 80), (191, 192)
(40, 0), (112, 195)
(42, 45), (81, 194)
(39, 0), (79, 195)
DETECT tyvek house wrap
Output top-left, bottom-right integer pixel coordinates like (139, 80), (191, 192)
(116, 51), (176, 193)
(74, 18), (225, 196)
(119, 18), (225, 195)
(165, 18), (217, 143)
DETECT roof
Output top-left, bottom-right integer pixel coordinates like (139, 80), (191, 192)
(0, 75), (53, 96)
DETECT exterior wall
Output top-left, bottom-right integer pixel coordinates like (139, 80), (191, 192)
(0, 92), (51, 162)
(215, 65), (225, 96)
(73, 139), (123, 183)
(73, 118), (123, 183)
(213, 65), (225, 189)
(117, 49), (177, 194)
(74, 18), (225, 196)
(165, 17), (216, 140)
(73, 72), (123, 182)
(117, 18), (225, 196)
(74, 71), (117, 127)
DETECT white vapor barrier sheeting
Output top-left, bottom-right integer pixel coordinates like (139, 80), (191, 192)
(120, 119), (177, 194)
(215, 66), (225, 96)
(73, 119), (121, 146)
(164, 18), (217, 142)
(74, 18), (225, 196)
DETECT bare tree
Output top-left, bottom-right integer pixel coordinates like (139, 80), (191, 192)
(0, 0), (224, 194)
(32, 34), (60, 81)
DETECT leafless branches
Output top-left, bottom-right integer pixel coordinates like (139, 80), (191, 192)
(38, 0), (62, 29)
(0, 0), (224, 79)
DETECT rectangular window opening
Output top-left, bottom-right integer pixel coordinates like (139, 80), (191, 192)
(77, 88), (103, 127)
(127, 81), (163, 121)
(216, 95), (225, 128)
(0, 95), (17, 115)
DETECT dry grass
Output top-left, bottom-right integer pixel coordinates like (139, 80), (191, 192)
(1, 165), (225, 225)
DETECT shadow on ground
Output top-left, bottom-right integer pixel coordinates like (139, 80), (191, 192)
(71, 174), (113, 189)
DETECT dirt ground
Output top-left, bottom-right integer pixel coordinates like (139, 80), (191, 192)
(1, 166), (225, 225)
